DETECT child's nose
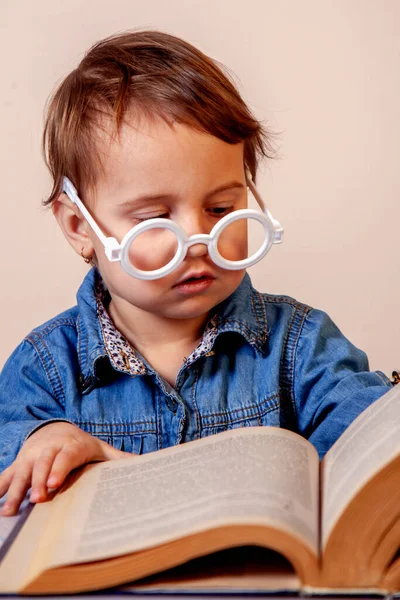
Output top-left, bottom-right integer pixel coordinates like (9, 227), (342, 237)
(186, 240), (208, 258)
(180, 214), (210, 258)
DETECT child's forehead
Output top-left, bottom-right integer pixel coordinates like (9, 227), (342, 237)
(90, 113), (245, 199)
(97, 112), (240, 159)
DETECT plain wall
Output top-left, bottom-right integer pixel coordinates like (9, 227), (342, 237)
(1, 0), (399, 374)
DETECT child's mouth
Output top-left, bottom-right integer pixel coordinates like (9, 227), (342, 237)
(185, 276), (206, 282)
(174, 274), (215, 293)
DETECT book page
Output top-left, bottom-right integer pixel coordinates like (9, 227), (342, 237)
(322, 384), (400, 548)
(44, 427), (319, 568)
(122, 546), (300, 592)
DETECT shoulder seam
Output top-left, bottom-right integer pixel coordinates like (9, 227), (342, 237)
(258, 291), (313, 311)
(289, 304), (313, 408)
(250, 288), (268, 346)
(281, 303), (313, 429)
(28, 319), (77, 339)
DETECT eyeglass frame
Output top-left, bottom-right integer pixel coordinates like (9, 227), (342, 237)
(62, 176), (284, 280)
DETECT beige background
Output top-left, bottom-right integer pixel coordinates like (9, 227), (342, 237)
(1, 0), (399, 374)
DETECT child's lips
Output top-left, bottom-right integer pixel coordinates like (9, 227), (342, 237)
(173, 273), (215, 293)
(174, 271), (215, 286)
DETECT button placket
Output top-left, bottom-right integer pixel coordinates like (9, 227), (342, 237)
(165, 396), (178, 413)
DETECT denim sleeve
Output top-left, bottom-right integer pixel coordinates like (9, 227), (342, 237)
(0, 340), (72, 472)
(293, 308), (392, 459)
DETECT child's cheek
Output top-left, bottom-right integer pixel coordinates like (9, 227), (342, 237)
(217, 219), (248, 261)
(128, 228), (178, 272)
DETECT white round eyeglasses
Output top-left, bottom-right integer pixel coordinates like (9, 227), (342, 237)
(62, 176), (283, 280)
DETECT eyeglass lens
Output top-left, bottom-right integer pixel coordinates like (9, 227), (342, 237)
(127, 217), (267, 272)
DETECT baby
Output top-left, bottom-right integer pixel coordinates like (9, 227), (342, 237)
(0, 30), (392, 516)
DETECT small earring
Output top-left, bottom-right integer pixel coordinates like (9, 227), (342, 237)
(80, 247), (93, 264)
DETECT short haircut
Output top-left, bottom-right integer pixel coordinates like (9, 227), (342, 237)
(42, 30), (276, 206)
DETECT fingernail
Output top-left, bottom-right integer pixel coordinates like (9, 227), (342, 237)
(30, 491), (41, 502)
(47, 476), (58, 487)
(2, 503), (13, 514)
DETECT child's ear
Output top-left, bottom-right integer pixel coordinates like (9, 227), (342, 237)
(52, 193), (94, 259)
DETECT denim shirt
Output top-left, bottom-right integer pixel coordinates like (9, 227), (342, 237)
(0, 268), (392, 471)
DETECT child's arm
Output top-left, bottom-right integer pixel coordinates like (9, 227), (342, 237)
(0, 421), (128, 516)
(292, 307), (392, 458)
(0, 339), (130, 515)
(0, 339), (73, 471)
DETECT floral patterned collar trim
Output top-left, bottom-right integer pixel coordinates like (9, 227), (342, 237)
(182, 314), (219, 368)
(94, 276), (219, 376)
(95, 279), (147, 376)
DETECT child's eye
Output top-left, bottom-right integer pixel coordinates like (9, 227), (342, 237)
(207, 206), (234, 218)
(134, 213), (169, 222)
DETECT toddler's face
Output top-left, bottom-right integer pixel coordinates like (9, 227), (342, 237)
(82, 115), (248, 322)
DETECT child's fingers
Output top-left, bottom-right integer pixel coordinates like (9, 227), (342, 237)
(45, 441), (131, 489)
(99, 442), (133, 461)
(46, 445), (87, 489)
(1, 464), (33, 516)
(30, 448), (59, 503)
(0, 465), (15, 499)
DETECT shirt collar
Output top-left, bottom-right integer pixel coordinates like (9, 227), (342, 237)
(212, 273), (269, 352)
(76, 269), (268, 381)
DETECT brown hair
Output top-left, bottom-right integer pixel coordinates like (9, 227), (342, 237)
(42, 30), (276, 206)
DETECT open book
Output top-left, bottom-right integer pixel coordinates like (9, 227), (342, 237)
(0, 383), (399, 595)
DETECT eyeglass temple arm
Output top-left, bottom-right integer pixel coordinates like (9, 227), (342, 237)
(247, 178), (284, 243)
(62, 177), (121, 261)
(62, 176), (283, 254)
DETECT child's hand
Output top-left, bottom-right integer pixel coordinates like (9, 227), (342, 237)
(0, 422), (130, 516)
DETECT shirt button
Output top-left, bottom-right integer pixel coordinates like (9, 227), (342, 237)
(166, 398), (178, 413)
(77, 373), (93, 392)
